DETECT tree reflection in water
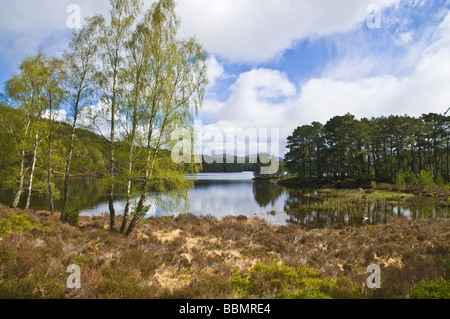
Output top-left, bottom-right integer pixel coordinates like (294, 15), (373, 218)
(282, 189), (448, 229)
(252, 181), (285, 208)
(5, 175), (447, 228)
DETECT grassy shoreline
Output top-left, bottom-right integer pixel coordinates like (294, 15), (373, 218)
(0, 203), (449, 299)
(277, 178), (450, 201)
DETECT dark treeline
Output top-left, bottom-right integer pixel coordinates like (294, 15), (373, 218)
(201, 156), (254, 173)
(285, 112), (450, 185)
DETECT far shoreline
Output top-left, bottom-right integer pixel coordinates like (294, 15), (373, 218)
(277, 178), (450, 200)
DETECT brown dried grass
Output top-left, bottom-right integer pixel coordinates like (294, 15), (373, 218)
(0, 203), (448, 299)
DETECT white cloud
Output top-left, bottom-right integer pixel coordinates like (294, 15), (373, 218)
(177, 0), (400, 63)
(201, 68), (296, 126)
(199, 68), (297, 156)
(0, 0), (402, 70)
(0, 0), (109, 32)
(201, 10), (450, 156)
(394, 31), (414, 46)
(199, 121), (282, 157)
(2, 0), (449, 159)
(0, 0), (109, 68)
(206, 56), (225, 89)
(78, 102), (110, 138)
(77, 100), (131, 140)
(296, 11), (450, 124)
(43, 109), (68, 123)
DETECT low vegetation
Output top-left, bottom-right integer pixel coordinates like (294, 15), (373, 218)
(281, 187), (448, 229)
(0, 203), (448, 299)
(411, 278), (450, 299)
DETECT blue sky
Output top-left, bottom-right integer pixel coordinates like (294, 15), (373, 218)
(1, 0), (450, 156)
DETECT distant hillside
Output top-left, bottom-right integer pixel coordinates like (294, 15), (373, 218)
(200, 154), (284, 173)
(0, 105), (110, 188)
(201, 155), (254, 173)
(0, 105), (287, 178)
(51, 120), (110, 176)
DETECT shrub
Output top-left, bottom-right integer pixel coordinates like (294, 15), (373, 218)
(172, 274), (234, 299)
(417, 170), (436, 190)
(64, 206), (80, 226)
(230, 261), (337, 299)
(280, 288), (332, 299)
(444, 259), (450, 274)
(230, 273), (254, 295)
(393, 173), (407, 191)
(411, 278), (450, 299)
(436, 173), (445, 188)
(377, 183), (393, 191)
(0, 274), (66, 299)
(96, 263), (156, 299)
(0, 214), (34, 236)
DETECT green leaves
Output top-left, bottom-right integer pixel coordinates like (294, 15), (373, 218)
(0, 214), (35, 236)
(412, 278), (450, 299)
(89, 0), (209, 235)
(286, 113), (450, 185)
(0, 0), (208, 235)
(230, 261), (338, 299)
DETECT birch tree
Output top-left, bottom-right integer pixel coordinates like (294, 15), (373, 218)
(100, 0), (142, 231)
(118, 15), (151, 234)
(43, 58), (66, 215)
(61, 15), (104, 222)
(125, 0), (208, 237)
(4, 53), (49, 209)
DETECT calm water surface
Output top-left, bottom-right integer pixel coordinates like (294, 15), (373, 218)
(2, 172), (448, 228)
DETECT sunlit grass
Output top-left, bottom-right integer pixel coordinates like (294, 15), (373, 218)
(0, 203), (448, 299)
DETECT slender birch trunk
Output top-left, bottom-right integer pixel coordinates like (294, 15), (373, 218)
(12, 149), (26, 208)
(61, 95), (80, 221)
(24, 132), (39, 210)
(120, 128), (136, 233)
(47, 152), (54, 215)
(47, 101), (55, 215)
(126, 118), (155, 237)
(11, 121), (30, 208)
(108, 69), (117, 231)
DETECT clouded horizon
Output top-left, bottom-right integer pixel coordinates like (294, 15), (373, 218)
(1, 0), (449, 157)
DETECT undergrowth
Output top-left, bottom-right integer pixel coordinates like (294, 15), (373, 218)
(0, 204), (448, 299)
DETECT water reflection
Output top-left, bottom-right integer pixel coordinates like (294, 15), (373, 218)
(282, 188), (448, 229)
(1, 173), (447, 228)
(252, 182), (285, 207)
(0, 176), (108, 211)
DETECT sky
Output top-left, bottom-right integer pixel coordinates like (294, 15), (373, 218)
(1, 0), (450, 157)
